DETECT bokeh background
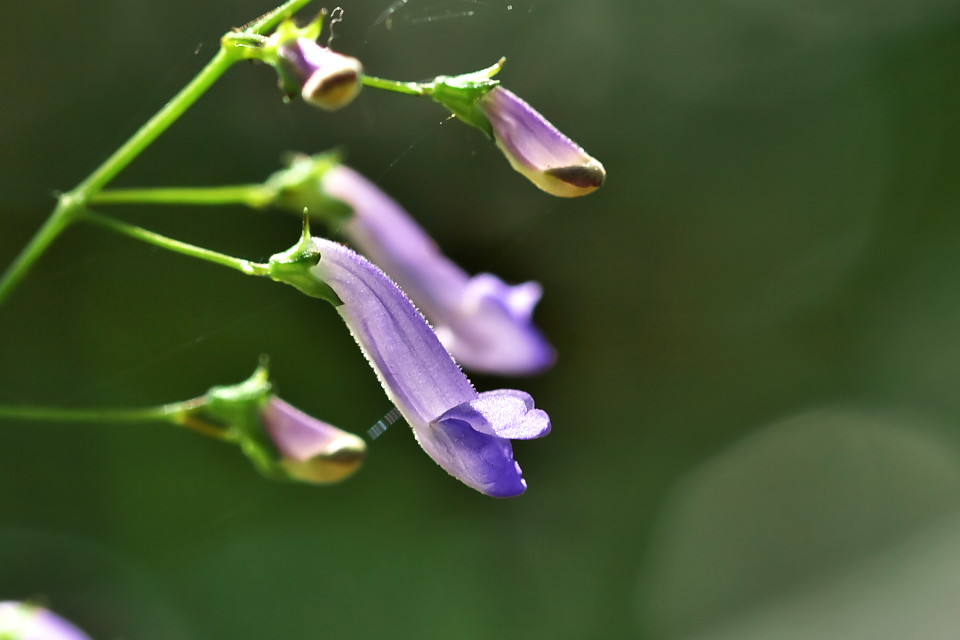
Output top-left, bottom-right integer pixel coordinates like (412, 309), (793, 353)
(3, 0), (960, 638)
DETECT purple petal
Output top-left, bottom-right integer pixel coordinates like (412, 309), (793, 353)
(277, 38), (361, 110)
(260, 397), (366, 484)
(311, 238), (476, 427)
(323, 166), (554, 375)
(0, 602), (92, 640)
(435, 389), (551, 440)
(416, 418), (528, 497)
(479, 86), (605, 197)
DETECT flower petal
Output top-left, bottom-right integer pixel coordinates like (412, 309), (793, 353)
(435, 389), (551, 440)
(311, 238), (476, 427)
(0, 602), (92, 640)
(323, 165), (554, 375)
(417, 418), (528, 497)
(480, 86), (605, 197)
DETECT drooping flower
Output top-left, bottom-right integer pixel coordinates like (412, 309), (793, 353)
(260, 396), (366, 484)
(477, 86), (606, 198)
(274, 36), (363, 110)
(0, 602), (92, 640)
(318, 163), (555, 376)
(269, 236), (551, 497)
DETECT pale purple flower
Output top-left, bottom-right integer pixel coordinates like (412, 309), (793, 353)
(276, 37), (362, 110)
(478, 86), (605, 197)
(322, 165), (555, 376)
(0, 602), (92, 640)
(309, 237), (551, 497)
(261, 396), (366, 484)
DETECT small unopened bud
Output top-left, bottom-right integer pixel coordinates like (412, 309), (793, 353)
(261, 397), (366, 484)
(478, 86), (605, 197)
(277, 37), (362, 110)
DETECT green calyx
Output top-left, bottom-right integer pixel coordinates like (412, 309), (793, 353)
(203, 363), (287, 481)
(427, 58), (505, 138)
(268, 222), (343, 305)
(264, 152), (354, 226)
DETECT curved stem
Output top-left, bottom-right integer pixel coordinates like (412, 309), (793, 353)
(79, 208), (270, 277)
(0, 0), (314, 306)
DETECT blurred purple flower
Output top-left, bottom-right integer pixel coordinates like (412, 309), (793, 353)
(261, 397), (366, 484)
(311, 238), (550, 497)
(322, 165), (555, 376)
(276, 37), (362, 110)
(0, 602), (92, 640)
(478, 86), (605, 197)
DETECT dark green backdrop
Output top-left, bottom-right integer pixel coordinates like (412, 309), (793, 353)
(3, 0), (960, 638)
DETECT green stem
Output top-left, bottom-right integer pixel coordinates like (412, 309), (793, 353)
(0, 0), (313, 306)
(79, 209), (270, 277)
(0, 397), (233, 440)
(361, 74), (430, 96)
(0, 398), (201, 423)
(92, 185), (270, 208)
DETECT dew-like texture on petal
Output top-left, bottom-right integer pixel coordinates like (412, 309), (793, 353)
(0, 602), (93, 640)
(418, 417), (528, 497)
(323, 166), (554, 375)
(479, 86), (605, 197)
(311, 238), (476, 427)
(435, 389), (552, 440)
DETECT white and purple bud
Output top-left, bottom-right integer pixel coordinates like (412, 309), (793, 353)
(275, 37), (362, 111)
(0, 602), (93, 640)
(477, 86), (606, 198)
(269, 236), (551, 497)
(260, 396), (366, 484)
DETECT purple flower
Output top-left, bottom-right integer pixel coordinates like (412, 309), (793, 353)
(0, 602), (92, 640)
(261, 397), (366, 484)
(478, 86), (605, 197)
(308, 237), (551, 497)
(321, 165), (555, 376)
(276, 37), (362, 110)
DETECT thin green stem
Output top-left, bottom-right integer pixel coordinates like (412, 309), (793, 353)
(0, 398), (202, 424)
(0, 0), (313, 306)
(92, 185), (270, 208)
(79, 209), (270, 277)
(361, 74), (430, 96)
(0, 397), (234, 440)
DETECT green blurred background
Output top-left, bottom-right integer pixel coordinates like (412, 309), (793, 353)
(3, 0), (960, 638)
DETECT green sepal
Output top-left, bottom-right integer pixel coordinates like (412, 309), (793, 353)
(268, 222), (343, 306)
(264, 152), (353, 226)
(427, 58), (505, 138)
(203, 363), (287, 481)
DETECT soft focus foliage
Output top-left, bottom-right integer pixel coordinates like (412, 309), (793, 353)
(2, 0), (960, 638)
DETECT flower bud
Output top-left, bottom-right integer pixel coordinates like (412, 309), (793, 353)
(277, 37), (362, 110)
(0, 602), (92, 640)
(477, 86), (605, 197)
(261, 397), (366, 484)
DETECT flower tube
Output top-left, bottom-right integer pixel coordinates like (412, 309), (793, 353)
(0, 602), (93, 640)
(477, 86), (605, 198)
(320, 164), (555, 376)
(271, 237), (551, 497)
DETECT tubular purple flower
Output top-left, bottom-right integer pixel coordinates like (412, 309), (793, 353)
(261, 397), (366, 484)
(306, 237), (551, 497)
(0, 602), (93, 640)
(276, 37), (362, 110)
(478, 86), (605, 197)
(321, 165), (555, 376)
